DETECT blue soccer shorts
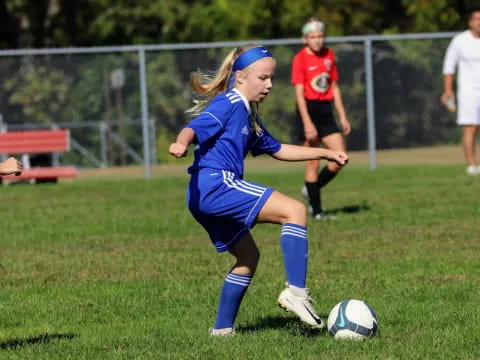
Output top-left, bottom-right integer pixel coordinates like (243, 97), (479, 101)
(187, 168), (274, 252)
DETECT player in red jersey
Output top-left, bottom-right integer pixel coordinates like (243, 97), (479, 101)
(291, 17), (351, 220)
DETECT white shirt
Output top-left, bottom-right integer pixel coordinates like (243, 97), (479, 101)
(443, 30), (480, 98)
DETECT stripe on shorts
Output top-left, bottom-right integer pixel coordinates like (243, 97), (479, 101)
(222, 170), (266, 197)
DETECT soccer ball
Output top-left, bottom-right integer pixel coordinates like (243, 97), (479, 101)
(327, 299), (378, 340)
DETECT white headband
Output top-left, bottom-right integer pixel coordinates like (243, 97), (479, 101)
(302, 21), (325, 35)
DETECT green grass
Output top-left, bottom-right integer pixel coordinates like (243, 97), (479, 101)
(0, 163), (479, 359)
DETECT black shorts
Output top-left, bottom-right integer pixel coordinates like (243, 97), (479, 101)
(295, 100), (341, 143)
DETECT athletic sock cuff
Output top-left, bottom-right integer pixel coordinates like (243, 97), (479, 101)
(225, 273), (252, 287)
(281, 223), (307, 239)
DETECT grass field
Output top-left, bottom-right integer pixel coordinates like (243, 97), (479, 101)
(1, 156), (479, 359)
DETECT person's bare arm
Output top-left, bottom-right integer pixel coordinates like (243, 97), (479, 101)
(441, 74), (455, 104)
(272, 144), (348, 166)
(332, 82), (351, 135)
(295, 84), (318, 141)
(168, 128), (196, 158)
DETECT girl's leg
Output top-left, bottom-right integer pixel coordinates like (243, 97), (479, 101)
(303, 139), (322, 216)
(304, 140), (320, 183)
(463, 125), (478, 168)
(320, 132), (346, 176)
(258, 191), (307, 287)
(257, 191), (323, 328)
(213, 232), (259, 333)
(312, 133), (347, 217)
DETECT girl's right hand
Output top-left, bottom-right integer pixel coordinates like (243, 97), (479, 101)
(304, 122), (318, 142)
(325, 150), (348, 166)
(169, 143), (188, 158)
(440, 90), (454, 105)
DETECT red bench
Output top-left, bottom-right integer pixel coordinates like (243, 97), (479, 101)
(0, 129), (78, 183)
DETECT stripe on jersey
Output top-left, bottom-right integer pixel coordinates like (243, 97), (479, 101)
(225, 92), (242, 103)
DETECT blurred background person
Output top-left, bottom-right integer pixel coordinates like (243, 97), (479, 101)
(291, 18), (351, 220)
(441, 5), (480, 175)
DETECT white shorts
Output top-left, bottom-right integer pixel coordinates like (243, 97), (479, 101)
(457, 92), (480, 125)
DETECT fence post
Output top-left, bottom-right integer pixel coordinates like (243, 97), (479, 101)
(138, 48), (151, 178)
(364, 38), (377, 170)
(149, 118), (158, 165)
(0, 114), (6, 162)
(99, 121), (108, 168)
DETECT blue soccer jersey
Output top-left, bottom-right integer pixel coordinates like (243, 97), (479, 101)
(186, 89), (281, 178)
(185, 89), (282, 252)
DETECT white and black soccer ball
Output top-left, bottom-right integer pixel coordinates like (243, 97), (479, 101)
(327, 299), (378, 340)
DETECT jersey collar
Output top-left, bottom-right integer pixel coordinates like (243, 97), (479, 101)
(232, 88), (251, 114)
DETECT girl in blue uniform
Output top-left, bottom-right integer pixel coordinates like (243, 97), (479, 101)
(169, 44), (348, 336)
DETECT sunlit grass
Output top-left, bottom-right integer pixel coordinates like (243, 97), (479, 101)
(0, 163), (479, 359)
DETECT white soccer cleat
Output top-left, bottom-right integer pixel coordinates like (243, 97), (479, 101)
(314, 212), (338, 221)
(277, 284), (325, 329)
(209, 327), (235, 336)
(466, 165), (480, 175)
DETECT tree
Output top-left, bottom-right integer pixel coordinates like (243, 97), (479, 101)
(1, 0), (479, 49)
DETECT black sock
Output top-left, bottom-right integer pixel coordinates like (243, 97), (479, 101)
(317, 166), (338, 189)
(305, 181), (322, 215)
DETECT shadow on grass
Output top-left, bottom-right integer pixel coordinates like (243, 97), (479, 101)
(326, 202), (371, 215)
(0, 333), (76, 350)
(237, 315), (326, 337)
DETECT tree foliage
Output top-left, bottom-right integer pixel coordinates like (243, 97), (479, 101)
(1, 0), (479, 49)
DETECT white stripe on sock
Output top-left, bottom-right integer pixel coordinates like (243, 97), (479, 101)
(282, 226), (306, 236)
(281, 226), (307, 237)
(226, 274), (251, 285)
(281, 230), (307, 239)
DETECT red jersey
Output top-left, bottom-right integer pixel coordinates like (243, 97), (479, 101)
(291, 47), (339, 101)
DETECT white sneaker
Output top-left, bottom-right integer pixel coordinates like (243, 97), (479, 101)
(314, 212), (337, 221)
(466, 165), (480, 175)
(277, 284), (324, 329)
(209, 327), (235, 336)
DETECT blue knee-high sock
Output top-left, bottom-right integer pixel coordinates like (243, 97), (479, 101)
(280, 223), (308, 288)
(214, 272), (252, 329)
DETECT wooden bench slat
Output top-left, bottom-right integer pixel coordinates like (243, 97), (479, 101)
(0, 129), (78, 182)
(0, 130), (70, 154)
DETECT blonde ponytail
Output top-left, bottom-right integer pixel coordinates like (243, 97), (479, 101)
(186, 44), (260, 116)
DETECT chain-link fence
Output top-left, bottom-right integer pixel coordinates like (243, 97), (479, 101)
(0, 32), (459, 177)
